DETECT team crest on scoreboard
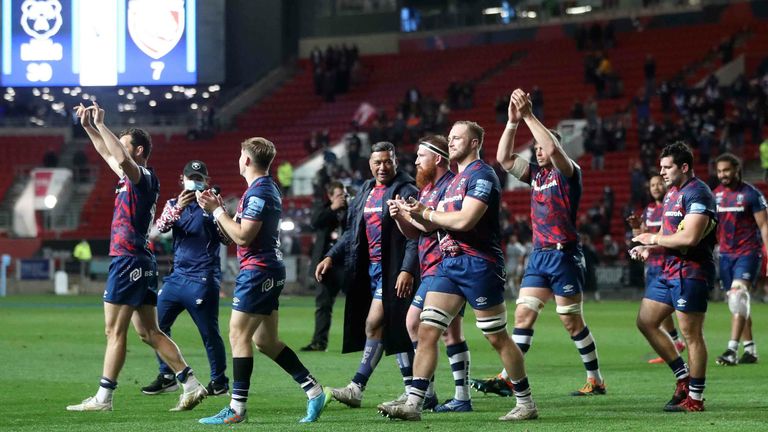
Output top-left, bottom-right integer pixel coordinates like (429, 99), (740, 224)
(128, 0), (185, 60)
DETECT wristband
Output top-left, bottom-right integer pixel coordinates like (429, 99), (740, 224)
(213, 207), (225, 220)
(422, 208), (430, 220)
(428, 209), (435, 223)
(506, 121), (519, 130)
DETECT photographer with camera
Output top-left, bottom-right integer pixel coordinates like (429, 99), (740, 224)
(141, 160), (231, 398)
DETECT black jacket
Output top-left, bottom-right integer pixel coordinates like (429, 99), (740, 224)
(326, 170), (420, 355)
(310, 199), (346, 267)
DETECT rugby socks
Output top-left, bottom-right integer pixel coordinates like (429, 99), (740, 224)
(688, 377), (705, 401)
(274, 347), (323, 399)
(667, 357), (689, 380)
(510, 376), (533, 406)
(743, 340), (757, 355)
(446, 341), (471, 401)
(668, 328), (681, 344)
(176, 366), (202, 392)
(413, 341), (436, 398)
(406, 377), (430, 408)
(512, 328), (534, 354)
(395, 350), (415, 394)
(572, 326), (603, 384)
(351, 339), (384, 388)
(727, 340), (739, 353)
(231, 357), (253, 415)
(95, 376), (117, 403)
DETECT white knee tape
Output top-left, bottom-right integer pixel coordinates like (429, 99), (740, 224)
(728, 283), (751, 317)
(420, 306), (455, 331)
(475, 312), (508, 335)
(508, 156), (529, 180)
(516, 296), (544, 313)
(556, 302), (583, 315)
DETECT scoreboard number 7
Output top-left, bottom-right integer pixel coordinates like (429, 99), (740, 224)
(150, 61), (165, 80)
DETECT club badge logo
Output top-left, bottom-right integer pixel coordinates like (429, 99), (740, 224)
(128, 0), (185, 60)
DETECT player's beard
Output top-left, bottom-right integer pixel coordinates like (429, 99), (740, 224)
(416, 163), (437, 189)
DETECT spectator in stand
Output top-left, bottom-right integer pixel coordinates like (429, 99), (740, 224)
(603, 21), (615, 49)
(585, 97), (598, 126)
(589, 22), (603, 50)
(630, 160), (647, 207)
(634, 89), (651, 125)
(570, 99), (585, 119)
(581, 233), (600, 301)
(659, 80), (672, 113)
(277, 161), (293, 195)
(601, 235), (620, 264)
(43, 148), (59, 167)
(644, 54), (656, 94)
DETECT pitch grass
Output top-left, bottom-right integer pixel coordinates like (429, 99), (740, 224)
(0, 295), (766, 431)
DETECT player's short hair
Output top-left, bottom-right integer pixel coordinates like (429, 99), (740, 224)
(660, 141), (694, 170)
(371, 141), (395, 155)
(119, 128), (152, 159)
(454, 120), (485, 147)
(241, 137), (276, 170)
(326, 180), (344, 195)
(715, 152), (742, 180)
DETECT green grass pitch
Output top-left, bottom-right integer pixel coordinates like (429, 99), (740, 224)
(1, 295), (766, 431)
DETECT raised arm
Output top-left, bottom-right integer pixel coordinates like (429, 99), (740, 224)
(512, 88), (574, 177)
(496, 92), (531, 183)
(75, 105), (122, 178)
(90, 103), (142, 184)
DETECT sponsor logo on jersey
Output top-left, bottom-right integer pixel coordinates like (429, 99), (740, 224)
(475, 296), (487, 306)
(676, 298), (687, 308)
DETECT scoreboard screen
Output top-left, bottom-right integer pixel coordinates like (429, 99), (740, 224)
(1, 0), (197, 86)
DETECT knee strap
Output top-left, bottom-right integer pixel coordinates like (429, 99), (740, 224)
(728, 281), (751, 317)
(420, 306), (455, 331)
(475, 312), (508, 335)
(516, 296), (545, 313)
(556, 302), (583, 315)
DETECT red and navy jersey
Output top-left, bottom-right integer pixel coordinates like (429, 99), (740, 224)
(714, 182), (768, 256)
(437, 160), (503, 265)
(528, 162), (582, 248)
(364, 184), (386, 262)
(661, 177), (717, 282)
(642, 202), (665, 268)
(235, 176), (283, 271)
(418, 171), (455, 277)
(110, 167), (159, 258)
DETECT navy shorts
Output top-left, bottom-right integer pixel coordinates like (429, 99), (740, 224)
(369, 262), (383, 301)
(430, 255), (505, 310)
(645, 277), (711, 313)
(233, 266), (286, 315)
(644, 265), (662, 293)
(521, 248), (585, 297)
(719, 253), (761, 291)
(412, 275), (465, 316)
(104, 255), (158, 307)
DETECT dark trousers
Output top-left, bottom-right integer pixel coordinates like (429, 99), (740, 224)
(310, 269), (343, 347)
(157, 273), (228, 383)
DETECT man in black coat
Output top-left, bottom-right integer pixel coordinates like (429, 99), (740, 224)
(301, 181), (348, 352)
(315, 141), (419, 408)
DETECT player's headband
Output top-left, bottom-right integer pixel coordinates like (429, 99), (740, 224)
(419, 141), (449, 160)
